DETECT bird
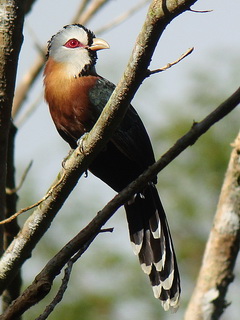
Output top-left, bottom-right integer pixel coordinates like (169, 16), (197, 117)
(44, 24), (180, 311)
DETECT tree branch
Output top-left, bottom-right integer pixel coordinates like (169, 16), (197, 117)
(34, 236), (96, 320)
(184, 131), (240, 320)
(147, 47), (194, 75)
(96, 0), (150, 34)
(0, 0), (25, 251)
(0, 2), (25, 317)
(3, 123), (22, 316)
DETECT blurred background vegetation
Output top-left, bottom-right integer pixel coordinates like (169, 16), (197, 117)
(10, 0), (240, 319)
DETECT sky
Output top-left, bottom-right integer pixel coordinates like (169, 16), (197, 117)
(11, 0), (240, 319)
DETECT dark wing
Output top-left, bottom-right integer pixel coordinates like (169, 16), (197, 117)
(89, 77), (156, 172)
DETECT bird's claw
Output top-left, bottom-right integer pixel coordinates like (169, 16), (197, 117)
(77, 132), (89, 155)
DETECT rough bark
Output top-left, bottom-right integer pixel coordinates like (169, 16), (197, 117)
(0, 1), (25, 254)
(185, 132), (240, 320)
(0, 1), (25, 317)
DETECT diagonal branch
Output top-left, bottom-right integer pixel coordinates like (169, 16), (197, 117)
(184, 131), (240, 320)
(96, 0), (150, 34)
(0, 0), (199, 296)
(147, 47), (194, 75)
(0, 86), (239, 319)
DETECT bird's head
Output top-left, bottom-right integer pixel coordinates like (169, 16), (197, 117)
(46, 24), (109, 78)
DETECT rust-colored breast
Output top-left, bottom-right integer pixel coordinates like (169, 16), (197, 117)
(44, 57), (100, 143)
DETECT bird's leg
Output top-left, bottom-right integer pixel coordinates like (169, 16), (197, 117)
(77, 133), (89, 178)
(77, 132), (89, 155)
(128, 193), (137, 205)
(128, 184), (150, 204)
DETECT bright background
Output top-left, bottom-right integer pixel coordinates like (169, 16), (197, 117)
(12, 1), (240, 319)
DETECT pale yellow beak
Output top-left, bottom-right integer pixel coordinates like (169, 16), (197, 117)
(89, 38), (110, 51)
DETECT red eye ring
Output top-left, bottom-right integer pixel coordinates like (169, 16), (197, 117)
(64, 38), (83, 48)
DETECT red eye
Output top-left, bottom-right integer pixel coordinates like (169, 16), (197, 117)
(64, 38), (83, 48)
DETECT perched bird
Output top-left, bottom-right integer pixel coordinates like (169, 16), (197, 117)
(44, 24), (180, 311)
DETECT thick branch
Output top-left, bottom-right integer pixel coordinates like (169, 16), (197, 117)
(0, 1), (25, 252)
(0, 2), (24, 316)
(184, 131), (240, 320)
(0, 87), (239, 319)
(0, 233), (96, 320)
(3, 123), (21, 315)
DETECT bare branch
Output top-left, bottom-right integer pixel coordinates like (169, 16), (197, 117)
(0, 0), (25, 314)
(71, 0), (91, 22)
(35, 240), (93, 320)
(185, 131), (240, 320)
(15, 93), (42, 127)
(0, 171), (66, 225)
(5, 160), (33, 195)
(35, 263), (74, 320)
(188, 8), (213, 13)
(74, 0), (110, 25)
(11, 54), (45, 119)
(148, 47), (194, 75)
(0, 229), (97, 320)
(4, 123), (21, 314)
(0, 0), (25, 250)
(96, 0), (150, 34)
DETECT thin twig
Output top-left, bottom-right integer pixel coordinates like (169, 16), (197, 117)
(35, 238), (94, 320)
(25, 23), (46, 57)
(35, 263), (74, 320)
(188, 8), (213, 13)
(96, 0), (150, 34)
(0, 172), (66, 225)
(5, 160), (33, 195)
(15, 94), (42, 128)
(12, 54), (45, 119)
(148, 47), (194, 75)
(74, 0), (110, 25)
(72, 0), (91, 22)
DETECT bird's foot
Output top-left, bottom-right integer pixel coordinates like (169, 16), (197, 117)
(77, 132), (89, 155)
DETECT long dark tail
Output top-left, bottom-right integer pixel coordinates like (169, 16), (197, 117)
(124, 183), (180, 311)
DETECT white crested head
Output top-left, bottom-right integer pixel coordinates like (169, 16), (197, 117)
(47, 24), (109, 78)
